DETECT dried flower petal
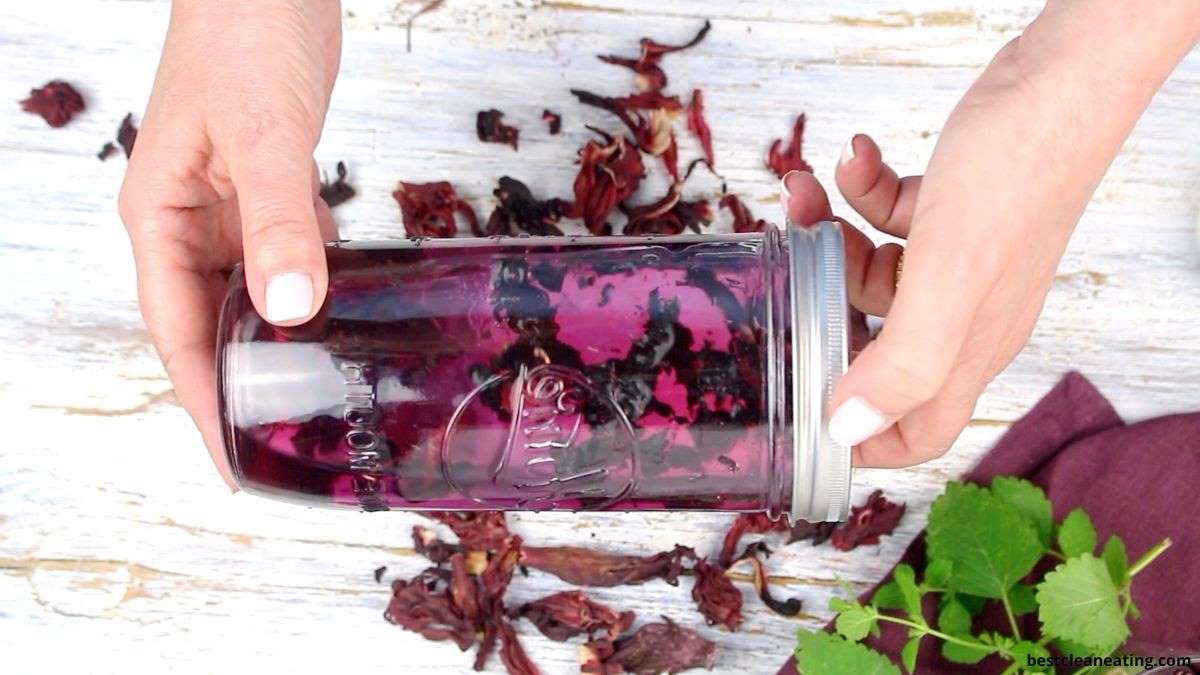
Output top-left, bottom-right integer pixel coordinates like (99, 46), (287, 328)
(499, 617), (540, 675)
(413, 525), (466, 564)
(20, 80), (85, 127)
(516, 591), (634, 642)
(830, 489), (906, 550)
(448, 553), (480, 622)
(565, 132), (645, 235)
(477, 109), (519, 150)
(319, 161), (356, 208)
(117, 113), (138, 159)
(685, 89), (715, 167)
(521, 544), (695, 587)
(583, 618), (717, 675)
(571, 89), (682, 176)
(424, 511), (511, 552)
(542, 109), (562, 135)
(597, 20), (712, 93)
(393, 181), (479, 238)
(621, 183), (712, 236)
(719, 194), (767, 234)
(97, 142), (117, 162)
(384, 570), (477, 651)
(786, 519), (837, 547)
(718, 514), (780, 567)
(765, 113), (812, 178)
(691, 559), (743, 631)
(485, 176), (567, 236)
(373, 565), (387, 583)
(729, 545), (803, 617)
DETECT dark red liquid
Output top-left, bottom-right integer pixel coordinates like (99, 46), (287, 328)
(218, 235), (790, 514)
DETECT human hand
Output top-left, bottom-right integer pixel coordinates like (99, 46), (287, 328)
(783, 0), (1199, 467)
(118, 0), (342, 487)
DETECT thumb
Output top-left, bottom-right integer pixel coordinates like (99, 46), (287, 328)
(228, 131), (328, 326)
(827, 233), (993, 449)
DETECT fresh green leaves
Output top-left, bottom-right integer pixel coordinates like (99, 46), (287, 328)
(926, 482), (1044, 598)
(795, 631), (900, 675)
(800, 477), (1172, 675)
(1036, 554), (1129, 653)
(1057, 508), (1096, 558)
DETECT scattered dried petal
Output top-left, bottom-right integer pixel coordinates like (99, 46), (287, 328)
(373, 565), (387, 583)
(516, 591), (634, 642)
(384, 570), (477, 651)
(477, 109), (520, 150)
(542, 109), (562, 135)
(485, 176), (566, 236)
(691, 559), (743, 631)
(413, 525), (466, 564)
(499, 617), (540, 675)
(718, 514), (781, 568)
(393, 181), (479, 238)
(319, 161), (356, 208)
(621, 183), (712, 236)
(830, 489), (906, 550)
(564, 132), (645, 235)
(521, 544), (695, 587)
(765, 113), (812, 178)
(728, 546), (803, 617)
(786, 519), (837, 547)
(448, 553), (481, 622)
(96, 142), (117, 162)
(685, 89), (714, 167)
(583, 618), (717, 675)
(20, 80), (84, 127)
(719, 194), (767, 233)
(117, 113), (138, 159)
(597, 20), (712, 93)
(571, 89), (682, 172)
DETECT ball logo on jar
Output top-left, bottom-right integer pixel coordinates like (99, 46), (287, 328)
(442, 363), (638, 509)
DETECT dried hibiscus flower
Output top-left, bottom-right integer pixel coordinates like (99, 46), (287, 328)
(485, 176), (567, 236)
(319, 161), (356, 208)
(498, 617), (540, 675)
(392, 181), (479, 238)
(718, 513), (839, 568)
(542, 109), (562, 135)
(384, 569), (477, 651)
(515, 591), (634, 642)
(685, 89), (714, 167)
(831, 489), (906, 551)
(571, 89), (682, 178)
(765, 113), (812, 178)
(728, 543), (804, 617)
(719, 194), (768, 233)
(96, 142), (118, 162)
(565, 131), (645, 235)
(621, 183), (712, 236)
(691, 559), (743, 631)
(413, 525), (465, 565)
(20, 80), (85, 128)
(581, 618), (717, 675)
(117, 113), (138, 159)
(424, 511), (511, 552)
(597, 20), (712, 93)
(520, 544), (695, 587)
(477, 109), (519, 150)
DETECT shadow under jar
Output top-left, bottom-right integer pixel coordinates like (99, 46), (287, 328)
(217, 222), (852, 522)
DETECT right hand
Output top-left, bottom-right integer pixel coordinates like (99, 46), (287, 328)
(118, 0), (342, 487)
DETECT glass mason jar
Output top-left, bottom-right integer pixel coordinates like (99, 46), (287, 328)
(216, 222), (853, 522)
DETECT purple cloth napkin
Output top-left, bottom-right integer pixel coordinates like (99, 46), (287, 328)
(779, 372), (1200, 674)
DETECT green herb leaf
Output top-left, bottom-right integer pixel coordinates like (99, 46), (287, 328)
(1037, 554), (1129, 653)
(990, 476), (1053, 547)
(872, 582), (906, 611)
(829, 596), (856, 613)
(835, 603), (878, 643)
(901, 637), (920, 674)
(1052, 637), (1095, 659)
(936, 600), (971, 635)
(795, 630), (901, 675)
(892, 564), (923, 619)
(940, 639), (989, 665)
(956, 593), (988, 616)
(1057, 508), (1097, 558)
(923, 559), (952, 589)
(1008, 583), (1038, 615)
(1010, 640), (1051, 672)
(926, 482), (1043, 598)
(1101, 535), (1128, 586)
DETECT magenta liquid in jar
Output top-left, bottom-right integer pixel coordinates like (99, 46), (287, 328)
(217, 222), (852, 522)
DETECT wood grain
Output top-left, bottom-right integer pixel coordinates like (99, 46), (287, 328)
(1, 1), (1197, 673)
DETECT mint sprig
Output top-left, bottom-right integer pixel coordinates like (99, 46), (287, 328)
(795, 477), (1171, 675)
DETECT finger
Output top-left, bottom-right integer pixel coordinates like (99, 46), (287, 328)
(223, 126), (328, 327)
(780, 169), (832, 225)
(132, 228), (237, 490)
(835, 134), (922, 238)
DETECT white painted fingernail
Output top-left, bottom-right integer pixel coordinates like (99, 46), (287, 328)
(828, 396), (888, 446)
(839, 136), (857, 166)
(265, 271), (314, 323)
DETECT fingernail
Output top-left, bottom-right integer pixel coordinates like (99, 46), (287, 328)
(839, 136), (857, 166)
(265, 271), (314, 323)
(828, 396), (888, 446)
(779, 169), (806, 205)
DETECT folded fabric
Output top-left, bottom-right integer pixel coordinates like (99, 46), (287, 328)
(778, 372), (1200, 674)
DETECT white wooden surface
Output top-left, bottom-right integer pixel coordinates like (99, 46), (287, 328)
(1, 1), (1197, 673)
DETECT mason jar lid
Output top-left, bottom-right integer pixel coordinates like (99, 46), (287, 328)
(788, 221), (852, 523)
